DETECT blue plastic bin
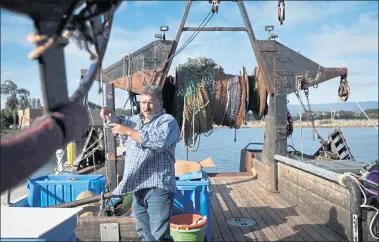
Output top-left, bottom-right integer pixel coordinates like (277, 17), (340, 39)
(173, 171), (212, 241)
(27, 175), (106, 207)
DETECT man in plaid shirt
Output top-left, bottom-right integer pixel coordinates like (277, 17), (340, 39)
(100, 84), (180, 242)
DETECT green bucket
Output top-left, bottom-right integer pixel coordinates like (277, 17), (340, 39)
(170, 214), (207, 242)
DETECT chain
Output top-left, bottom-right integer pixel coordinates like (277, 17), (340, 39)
(303, 88), (316, 140)
(294, 88), (319, 141)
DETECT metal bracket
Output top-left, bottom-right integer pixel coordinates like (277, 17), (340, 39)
(296, 76), (304, 90)
(100, 223), (120, 241)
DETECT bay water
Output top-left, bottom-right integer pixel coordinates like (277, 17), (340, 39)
(30, 127), (378, 177)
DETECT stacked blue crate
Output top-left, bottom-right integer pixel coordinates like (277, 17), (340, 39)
(174, 170), (212, 241)
(26, 175), (106, 207)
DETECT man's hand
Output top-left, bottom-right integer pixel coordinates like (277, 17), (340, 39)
(109, 123), (128, 136)
(100, 107), (113, 120)
(109, 123), (142, 143)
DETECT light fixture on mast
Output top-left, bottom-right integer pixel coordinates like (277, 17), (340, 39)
(265, 25), (278, 40)
(154, 26), (169, 41)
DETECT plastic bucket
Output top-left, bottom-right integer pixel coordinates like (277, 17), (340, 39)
(170, 214), (207, 242)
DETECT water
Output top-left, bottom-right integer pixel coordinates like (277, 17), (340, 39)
(31, 127), (378, 177)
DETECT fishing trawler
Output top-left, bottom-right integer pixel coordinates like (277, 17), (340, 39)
(1, 1), (377, 242)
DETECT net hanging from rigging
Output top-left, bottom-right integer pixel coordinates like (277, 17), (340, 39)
(173, 57), (267, 148)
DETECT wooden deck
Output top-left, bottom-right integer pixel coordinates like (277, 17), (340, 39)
(209, 177), (348, 242)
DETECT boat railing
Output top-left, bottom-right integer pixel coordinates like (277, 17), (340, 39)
(274, 154), (343, 183)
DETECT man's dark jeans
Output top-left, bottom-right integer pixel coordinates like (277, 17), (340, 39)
(133, 187), (174, 242)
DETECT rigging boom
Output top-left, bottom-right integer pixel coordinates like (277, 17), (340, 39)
(82, 0), (350, 193)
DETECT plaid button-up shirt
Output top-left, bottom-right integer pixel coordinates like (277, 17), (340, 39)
(111, 109), (180, 195)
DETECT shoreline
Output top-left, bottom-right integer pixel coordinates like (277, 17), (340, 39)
(2, 120), (377, 134)
(214, 119), (379, 129)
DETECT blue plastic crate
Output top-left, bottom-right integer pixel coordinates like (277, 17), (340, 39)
(173, 171), (212, 241)
(27, 175), (106, 207)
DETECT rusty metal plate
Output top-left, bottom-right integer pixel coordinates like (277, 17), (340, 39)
(258, 40), (277, 52)
(226, 217), (257, 227)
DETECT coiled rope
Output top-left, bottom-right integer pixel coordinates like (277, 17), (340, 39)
(174, 57), (266, 148)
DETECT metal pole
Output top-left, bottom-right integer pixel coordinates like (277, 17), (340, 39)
(6, 189), (11, 205)
(160, 0), (192, 82)
(299, 99), (304, 161)
(34, 20), (69, 113)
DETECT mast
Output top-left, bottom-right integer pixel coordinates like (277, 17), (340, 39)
(82, 0), (349, 193)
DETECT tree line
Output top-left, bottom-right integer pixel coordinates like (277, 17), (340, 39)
(245, 109), (378, 122)
(1, 80), (42, 129)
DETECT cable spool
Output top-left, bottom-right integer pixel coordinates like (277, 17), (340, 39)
(235, 69), (247, 128)
(247, 66), (268, 120)
(174, 58), (268, 147)
(212, 71), (229, 125)
(287, 110), (293, 137)
(243, 67), (249, 125)
(223, 75), (241, 127)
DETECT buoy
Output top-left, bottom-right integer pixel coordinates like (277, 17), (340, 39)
(67, 142), (76, 167)
(75, 190), (100, 218)
(55, 149), (65, 173)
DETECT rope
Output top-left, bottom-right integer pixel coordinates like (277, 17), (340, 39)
(356, 101), (378, 130)
(344, 172), (378, 239)
(247, 73), (266, 120)
(223, 75), (241, 127)
(153, 10), (215, 74)
(297, 81), (304, 161)
(212, 74), (229, 125)
(236, 71), (247, 128)
(98, 192), (105, 216)
(100, 69), (111, 192)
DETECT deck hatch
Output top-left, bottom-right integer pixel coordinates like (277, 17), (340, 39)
(226, 217), (257, 227)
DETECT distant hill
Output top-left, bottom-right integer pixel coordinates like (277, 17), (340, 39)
(287, 101), (378, 115)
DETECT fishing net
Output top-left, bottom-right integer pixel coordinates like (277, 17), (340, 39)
(175, 57), (217, 147)
(174, 57), (267, 148)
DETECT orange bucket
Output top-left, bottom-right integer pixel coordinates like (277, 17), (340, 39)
(170, 214), (207, 231)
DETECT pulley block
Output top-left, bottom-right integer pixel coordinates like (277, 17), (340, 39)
(338, 75), (350, 102)
(278, 0), (285, 25)
(209, 0), (220, 13)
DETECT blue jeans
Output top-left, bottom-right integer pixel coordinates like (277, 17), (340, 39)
(133, 187), (174, 242)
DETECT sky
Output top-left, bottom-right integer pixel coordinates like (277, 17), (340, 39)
(1, 1), (378, 109)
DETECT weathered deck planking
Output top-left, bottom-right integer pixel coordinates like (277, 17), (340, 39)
(209, 177), (349, 242)
(75, 176), (349, 241)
